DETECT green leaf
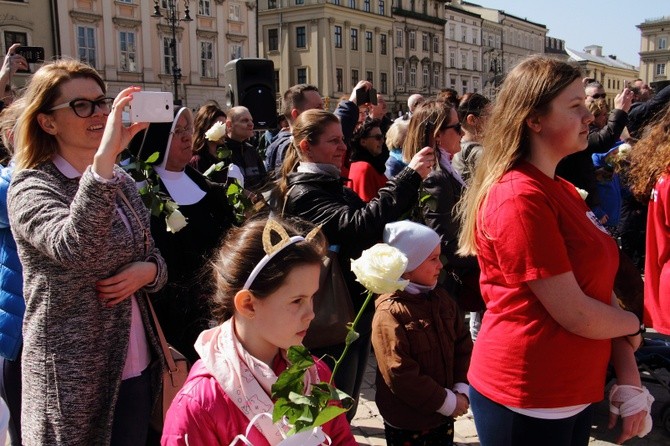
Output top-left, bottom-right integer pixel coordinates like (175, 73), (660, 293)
(312, 405), (348, 428)
(345, 329), (360, 344)
(145, 151), (160, 164)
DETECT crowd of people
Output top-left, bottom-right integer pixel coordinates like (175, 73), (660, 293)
(0, 42), (670, 446)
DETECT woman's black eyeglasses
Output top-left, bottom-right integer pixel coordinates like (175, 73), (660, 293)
(442, 122), (462, 134)
(49, 97), (115, 118)
(588, 93), (607, 100)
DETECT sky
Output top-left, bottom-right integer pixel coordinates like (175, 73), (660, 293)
(467, 0), (667, 67)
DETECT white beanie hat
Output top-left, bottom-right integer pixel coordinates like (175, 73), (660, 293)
(383, 221), (441, 272)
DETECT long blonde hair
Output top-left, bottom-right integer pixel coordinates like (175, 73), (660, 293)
(402, 100), (453, 162)
(13, 59), (106, 171)
(457, 56), (582, 255)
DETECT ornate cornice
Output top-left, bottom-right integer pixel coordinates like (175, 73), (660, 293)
(69, 10), (103, 24)
(196, 29), (218, 39)
(112, 17), (142, 29)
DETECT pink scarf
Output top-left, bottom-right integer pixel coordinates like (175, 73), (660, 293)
(195, 319), (321, 445)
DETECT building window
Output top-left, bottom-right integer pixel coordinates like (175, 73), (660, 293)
(409, 31), (415, 50)
(332, 0), (340, 4)
(335, 26), (342, 48)
(198, 0), (211, 16)
(351, 28), (358, 50)
(351, 69), (359, 86)
(200, 41), (214, 77)
(409, 65), (416, 87)
(433, 65), (440, 87)
(657, 63), (666, 76)
(379, 34), (387, 55)
(119, 31), (136, 72)
(77, 26), (97, 68)
(268, 0), (277, 7)
(422, 65), (429, 87)
(380, 72), (387, 94)
(660, 37), (667, 50)
(366, 70), (373, 83)
(396, 64), (404, 85)
(363, 0), (370, 11)
(336, 68), (343, 91)
(449, 50), (455, 68)
(472, 54), (477, 71)
(378, 0), (385, 14)
(472, 32), (477, 45)
(4, 31), (27, 50)
(449, 24), (455, 40)
(461, 51), (467, 69)
(365, 31), (373, 52)
(268, 28), (278, 51)
(295, 0), (304, 4)
(162, 37), (173, 74)
(229, 4), (241, 20)
(274, 70), (280, 93)
(433, 36), (439, 53)
(462, 79), (468, 95)
(296, 26), (306, 48)
(349, 0), (356, 7)
(297, 67), (307, 83)
(396, 29), (403, 47)
(230, 44), (242, 59)
(461, 27), (467, 43)
(422, 32), (429, 51)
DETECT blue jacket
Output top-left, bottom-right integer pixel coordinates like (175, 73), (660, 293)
(0, 165), (24, 360)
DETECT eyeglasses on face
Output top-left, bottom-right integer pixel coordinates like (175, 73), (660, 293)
(49, 97), (114, 118)
(442, 122), (462, 134)
(589, 93), (607, 100)
(171, 126), (194, 137)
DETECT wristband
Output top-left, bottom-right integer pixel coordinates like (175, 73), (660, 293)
(627, 322), (646, 337)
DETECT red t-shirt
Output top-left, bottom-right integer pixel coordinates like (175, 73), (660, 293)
(643, 172), (670, 334)
(469, 161), (619, 408)
(348, 161), (388, 202)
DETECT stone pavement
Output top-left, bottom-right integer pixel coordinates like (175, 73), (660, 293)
(351, 353), (670, 446)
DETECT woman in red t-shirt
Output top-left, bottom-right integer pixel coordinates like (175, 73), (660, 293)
(457, 56), (649, 445)
(348, 119), (388, 202)
(629, 104), (670, 335)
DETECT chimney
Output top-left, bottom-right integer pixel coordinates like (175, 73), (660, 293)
(584, 45), (603, 57)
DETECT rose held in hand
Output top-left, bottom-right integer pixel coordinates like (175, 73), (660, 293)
(351, 243), (409, 294)
(205, 121), (226, 141)
(166, 208), (188, 233)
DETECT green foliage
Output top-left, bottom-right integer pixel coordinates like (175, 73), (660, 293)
(271, 346), (352, 435)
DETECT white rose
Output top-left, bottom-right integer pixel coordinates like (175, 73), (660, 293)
(575, 187), (589, 201)
(166, 208), (188, 233)
(205, 121), (227, 142)
(351, 243), (409, 294)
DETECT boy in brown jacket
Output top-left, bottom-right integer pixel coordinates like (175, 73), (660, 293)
(372, 221), (473, 445)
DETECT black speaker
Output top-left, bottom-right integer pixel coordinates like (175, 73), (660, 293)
(224, 58), (277, 129)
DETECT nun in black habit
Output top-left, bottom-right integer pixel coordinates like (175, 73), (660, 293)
(129, 107), (236, 363)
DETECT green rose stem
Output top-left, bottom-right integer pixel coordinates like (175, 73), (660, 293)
(329, 289), (375, 385)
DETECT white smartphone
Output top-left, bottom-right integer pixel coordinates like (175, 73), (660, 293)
(129, 91), (174, 122)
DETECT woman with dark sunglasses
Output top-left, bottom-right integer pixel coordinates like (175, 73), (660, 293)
(7, 59), (167, 446)
(348, 118), (388, 202)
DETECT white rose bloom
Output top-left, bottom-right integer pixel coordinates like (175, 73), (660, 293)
(166, 209), (188, 233)
(351, 243), (409, 294)
(205, 121), (227, 142)
(575, 187), (589, 201)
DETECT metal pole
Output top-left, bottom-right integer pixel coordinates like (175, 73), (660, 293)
(169, 0), (181, 105)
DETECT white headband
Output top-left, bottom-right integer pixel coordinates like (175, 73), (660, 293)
(242, 235), (306, 290)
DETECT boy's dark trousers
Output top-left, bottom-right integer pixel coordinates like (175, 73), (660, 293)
(384, 420), (454, 446)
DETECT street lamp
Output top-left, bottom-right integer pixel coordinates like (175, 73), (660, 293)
(483, 47), (502, 99)
(151, 0), (193, 106)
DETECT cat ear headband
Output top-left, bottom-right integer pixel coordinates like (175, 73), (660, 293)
(242, 219), (321, 290)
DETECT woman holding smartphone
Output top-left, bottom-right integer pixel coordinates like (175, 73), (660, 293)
(8, 59), (167, 446)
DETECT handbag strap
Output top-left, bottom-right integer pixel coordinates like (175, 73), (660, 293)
(280, 184), (297, 217)
(117, 190), (177, 373)
(146, 295), (179, 373)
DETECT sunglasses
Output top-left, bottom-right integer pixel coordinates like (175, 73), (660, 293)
(442, 122), (462, 134)
(589, 93), (607, 100)
(171, 126), (194, 137)
(49, 97), (114, 118)
(366, 134), (384, 141)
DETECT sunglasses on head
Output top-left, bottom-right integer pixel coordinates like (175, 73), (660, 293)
(49, 97), (114, 118)
(441, 122), (462, 133)
(589, 93), (607, 100)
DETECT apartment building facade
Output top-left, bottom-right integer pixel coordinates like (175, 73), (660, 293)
(51, 0), (257, 108)
(444, 5), (483, 96)
(637, 16), (670, 89)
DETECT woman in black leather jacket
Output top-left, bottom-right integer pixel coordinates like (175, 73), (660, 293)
(274, 109), (434, 419)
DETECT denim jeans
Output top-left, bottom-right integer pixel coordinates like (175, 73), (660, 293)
(470, 386), (593, 446)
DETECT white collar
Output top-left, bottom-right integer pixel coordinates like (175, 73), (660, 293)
(154, 166), (206, 206)
(52, 154), (83, 179)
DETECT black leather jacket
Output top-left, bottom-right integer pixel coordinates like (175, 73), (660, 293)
(283, 167), (421, 308)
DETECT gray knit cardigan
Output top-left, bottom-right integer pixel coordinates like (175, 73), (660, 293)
(7, 162), (168, 446)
